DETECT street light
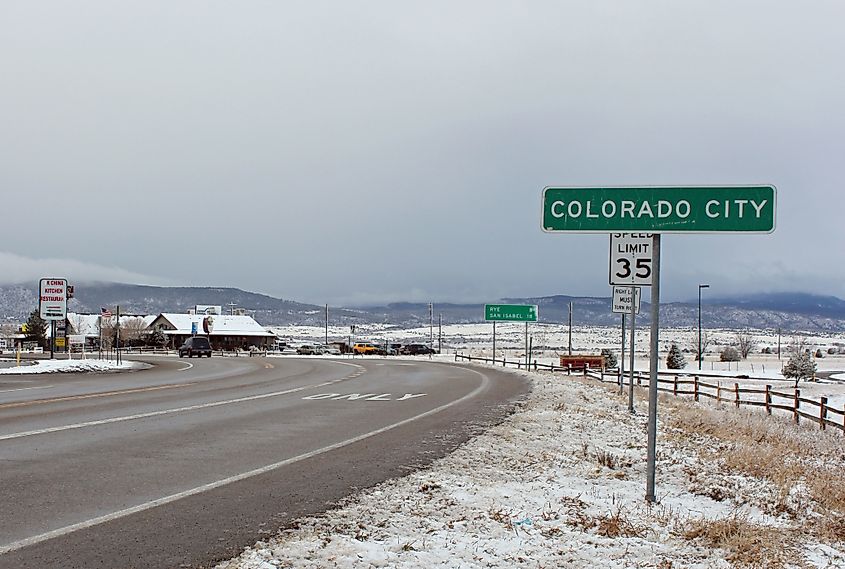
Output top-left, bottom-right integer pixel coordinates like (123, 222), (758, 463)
(698, 284), (710, 370)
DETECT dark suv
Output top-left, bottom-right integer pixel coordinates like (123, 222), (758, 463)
(178, 337), (212, 358)
(401, 344), (436, 355)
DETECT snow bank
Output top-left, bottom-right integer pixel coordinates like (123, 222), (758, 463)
(217, 365), (845, 568)
(0, 358), (146, 375)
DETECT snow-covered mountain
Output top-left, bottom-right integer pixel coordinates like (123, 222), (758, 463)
(2, 283), (844, 331)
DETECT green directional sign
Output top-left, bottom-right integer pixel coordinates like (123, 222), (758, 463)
(542, 185), (776, 233)
(485, 304), (538, 322)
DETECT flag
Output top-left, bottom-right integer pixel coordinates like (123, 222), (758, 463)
(101, 307), (112, 318)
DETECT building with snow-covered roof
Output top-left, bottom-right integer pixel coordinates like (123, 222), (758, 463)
(147, 313), (275, 350)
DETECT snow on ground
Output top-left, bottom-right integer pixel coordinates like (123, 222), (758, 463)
(272, 323), (845, 375)
(0, 358), (145, 374)
(216, 363), (845, 569)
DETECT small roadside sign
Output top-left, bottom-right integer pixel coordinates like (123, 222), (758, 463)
(609, 233), (654, 286)
(612, 286), (640, 314)
(484, 304), (538, 322)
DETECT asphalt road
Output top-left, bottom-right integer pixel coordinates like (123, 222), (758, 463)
(0, 355), (529, 568)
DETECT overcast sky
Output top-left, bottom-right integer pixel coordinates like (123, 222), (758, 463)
(2, 1), (843, 306)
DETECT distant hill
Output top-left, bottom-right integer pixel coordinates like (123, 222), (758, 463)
(2, 282), (844, 332)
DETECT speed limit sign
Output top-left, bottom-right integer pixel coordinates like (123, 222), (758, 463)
(609, 233), (654, 286)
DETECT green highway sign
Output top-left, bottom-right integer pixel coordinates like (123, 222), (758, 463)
(541, 185), (776, 233)
(485, 304), (538, 322)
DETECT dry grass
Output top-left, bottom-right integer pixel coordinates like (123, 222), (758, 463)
(664, 397), (845, 548)
(560, 495), (648, 539)
(682, 512), (797, 568)
(594, 449), (618, 469)
(595, 506), (649, 538)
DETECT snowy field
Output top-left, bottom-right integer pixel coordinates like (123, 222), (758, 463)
(272, 323), (845, 376)
(217, 362), (845, 569)
(271, 322), (845, 355)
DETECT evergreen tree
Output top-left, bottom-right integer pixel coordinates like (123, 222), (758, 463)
(24, 310), (48, 349)
(148, 328), (166, 347)
(601, 348), (617, 368)
(783, 352), (817, 387)
(666, 343), (687, 369)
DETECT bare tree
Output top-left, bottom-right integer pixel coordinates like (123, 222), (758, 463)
(736, 330), (757, 359)
(98, 317), (116, 350)
(690, 330), (712, 361)
(120, 317), (148, 347)
(788, 334), (811, 357)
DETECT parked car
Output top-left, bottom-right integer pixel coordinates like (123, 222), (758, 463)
(401, 343), (436, 355)
(353, 342), (379, 355)
(297, 344), (320, 355)
(178, 336), (212, 358)
(321, 344), (342, 355)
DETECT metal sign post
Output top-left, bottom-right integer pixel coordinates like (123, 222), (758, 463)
(619, 313), (626, 394)
(629, 292), (636, 413)
(611, 284), (641, 412)
(525, 321), (529, 368)
(645, 234), (661, 503)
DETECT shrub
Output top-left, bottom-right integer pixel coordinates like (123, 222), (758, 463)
(720, 346), (740, 362)
(601, 348), (617, 368)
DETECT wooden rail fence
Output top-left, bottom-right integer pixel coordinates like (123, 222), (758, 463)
(455, 353), (845, 434)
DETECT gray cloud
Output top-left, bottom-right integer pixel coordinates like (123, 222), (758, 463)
(1, 1), (843, 305)
(0, 252), (167, 287)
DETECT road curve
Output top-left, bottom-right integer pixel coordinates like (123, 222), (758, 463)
(0, 356), (529, 569)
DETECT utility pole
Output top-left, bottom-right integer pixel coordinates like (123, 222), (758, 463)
(568, 302), (573, 355)
(698, 284), (710, 370)
(429, 302), (433, 348)
(116, 305), (121, 365)
(325, 304), (329, 345)
(438, 314), (442, 354)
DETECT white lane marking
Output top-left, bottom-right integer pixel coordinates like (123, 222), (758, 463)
(0, 385), (53, 394)
(0, 363), (366, 442)
(177, 362), (194, 372)
(0, 367), (488, 555)
(303, 392), (428, 402)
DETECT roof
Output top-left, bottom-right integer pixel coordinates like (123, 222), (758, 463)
(150, 314), (275, 337)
